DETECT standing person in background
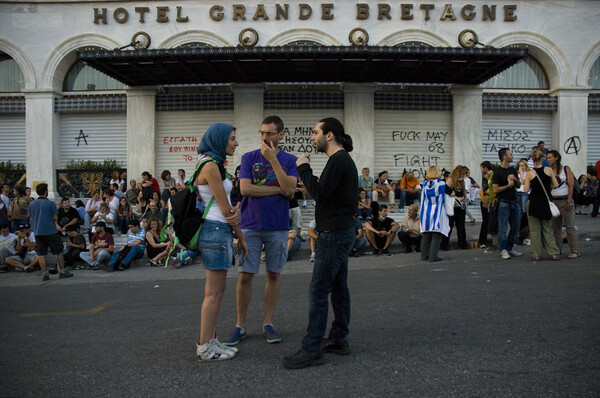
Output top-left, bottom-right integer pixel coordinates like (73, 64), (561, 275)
(283, 117), (357, 369)
(547, 150), (579, 259)
(593, 160), (600, 217)
(224, 115), (298, 348)
(517, 159), (531, 219)
(27, 183), (72, 281)
(10, 185), (32, 232)
(420, 166), (450, 262)
(478, 162), (492, 249)
(522, 148), (560, 261)
(442, 165), (469, 250)
(493, 148), (523, 260)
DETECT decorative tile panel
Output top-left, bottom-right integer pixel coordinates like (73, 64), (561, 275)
(264, 92), (344, 109)
(375, 93), (452, 110)
(483, 94), (557, 111)
(0, 97), (25, 114)
(156, 93), (233, 111)
(589, 95), (600, 112)
(55, 95), (126, 112)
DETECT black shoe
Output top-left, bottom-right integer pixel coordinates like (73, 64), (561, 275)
(59, 270), (73, 279)
(321, 339), (351, 355)
(99, 264), (113, 273)
(405, 247), (413, 253)
(42, 273), (50, 281)
(283, 349), (326, 369)
(115, 263), (125, 271)
(349, 249), (356, 257)
(382, 249), (391, 256)
(0, 266), (8, 274)
(372, 249), (380, 256)
(48, 268), (58, 275)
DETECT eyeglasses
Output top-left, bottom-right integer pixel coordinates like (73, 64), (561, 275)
(259, 130), (280, 137)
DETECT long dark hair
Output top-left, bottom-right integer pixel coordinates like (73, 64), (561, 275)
(318, 117), (353, 152)
(548, 150), (562, 173)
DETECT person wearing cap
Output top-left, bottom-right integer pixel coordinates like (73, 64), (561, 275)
(5, 224), (39, 272)
(27, 183), (72, 281)
(64, 224), (86, 269)
(105, 219), (146, 272)
(79, 221), (114, 269)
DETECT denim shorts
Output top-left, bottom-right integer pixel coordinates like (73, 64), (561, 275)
(240, 229), (288, 274)
(199, 220), (233, 271)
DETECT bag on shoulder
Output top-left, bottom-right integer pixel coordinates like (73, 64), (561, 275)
(444, 193), (454, 217)
(162, 158), (217, 261)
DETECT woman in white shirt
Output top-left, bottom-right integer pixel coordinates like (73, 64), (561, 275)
(195, 122), (248, 362)
(547, 150), (579, 259)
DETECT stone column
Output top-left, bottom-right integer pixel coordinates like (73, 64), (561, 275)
(450, 85), (483, 180)
(23, 89), (61, 198)
(343, 83), (376, 172)
(126, 86), (157, 183)
(232, 84), (265, 167)
(551, 88), (589, 176)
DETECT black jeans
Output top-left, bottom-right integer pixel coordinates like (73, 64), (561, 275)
(478, 201), (489, 246)
(442, 206), (468, 250)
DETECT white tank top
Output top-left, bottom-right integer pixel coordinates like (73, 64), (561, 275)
(551, 166), (569, 197)
(197, 178), (232, 223)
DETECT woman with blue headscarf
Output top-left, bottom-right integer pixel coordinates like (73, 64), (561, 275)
(195, 123), (248, 362)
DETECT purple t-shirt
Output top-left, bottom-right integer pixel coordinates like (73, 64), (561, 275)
(239, 149), (299, 231)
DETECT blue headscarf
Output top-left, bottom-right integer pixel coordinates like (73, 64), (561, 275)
(196, 122), (234, 163)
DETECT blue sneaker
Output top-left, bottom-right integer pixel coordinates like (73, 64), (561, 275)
(223, 326), (247, 346)
(263, 324), (281, 344)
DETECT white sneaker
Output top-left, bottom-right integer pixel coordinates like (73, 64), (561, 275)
(212, 338), (238, 354)
(509, 249), (523, 257)
(309, 252), (315, 262)
(523, 239), (531, 246)
(196, 339), (236, 361)
(501, 249), (511, 260)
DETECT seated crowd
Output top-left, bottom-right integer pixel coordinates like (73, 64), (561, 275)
(2, 145), (595, 277)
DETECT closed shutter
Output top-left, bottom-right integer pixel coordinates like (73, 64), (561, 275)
(155, 110), (234, 176)
(587, 113), (600, 165)
(374, 110), (453, 181)
(263, 109), (344, 177)
(60, 113), (127, 168)
(482, 112), (552, 163)
(0, 114), (26, 163)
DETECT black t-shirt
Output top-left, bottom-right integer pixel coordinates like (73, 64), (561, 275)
(369, 216), (394, 232)
(492, 166), (519, 202)
(298, 150), (358, 232)
(58, 207), (80, 228)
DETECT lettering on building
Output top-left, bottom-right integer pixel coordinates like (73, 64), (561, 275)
(93, 3), (517, 24)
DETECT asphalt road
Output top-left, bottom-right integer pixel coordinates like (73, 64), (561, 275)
(2, 217), (600, 397)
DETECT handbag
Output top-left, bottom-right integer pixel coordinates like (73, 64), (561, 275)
(535, 170), (560, 218)
(444, 193), (454, 216)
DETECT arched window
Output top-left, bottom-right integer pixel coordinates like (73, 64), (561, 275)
(588, 56), (600, 89)
(483, 54), (548, 89)
(64, 50), (125, 91)
(0, 55), (25, 92)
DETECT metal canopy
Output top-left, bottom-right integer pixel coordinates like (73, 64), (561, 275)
(77, 45), (527, 86)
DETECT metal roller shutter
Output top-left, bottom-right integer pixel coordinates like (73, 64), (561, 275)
(587, 113), (600, 166)
(60, 113), (127, 168)
(0, 114), (26, 164)
(482, 112), (552, 164)
(155, 110), (234, 176)
(263, 109), (344, 177)
(374, 110), (453, 181)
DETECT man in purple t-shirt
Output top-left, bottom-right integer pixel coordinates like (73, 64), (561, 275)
(224, 115), (299, 347)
